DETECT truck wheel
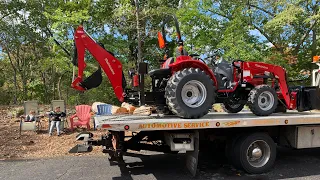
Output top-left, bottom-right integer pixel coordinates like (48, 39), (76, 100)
(233, 133), (276, 174)
(165, 68), (215, 119)
(221, 102), (245, 113)
(248, 85), (278, 116)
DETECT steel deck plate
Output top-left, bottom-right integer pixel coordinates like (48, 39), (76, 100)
(94, 112), (320, 131)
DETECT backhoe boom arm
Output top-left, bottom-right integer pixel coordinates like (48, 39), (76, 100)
(71, 26), (124, 102)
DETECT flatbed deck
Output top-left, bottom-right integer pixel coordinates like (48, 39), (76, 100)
(94, 111), (320, 131)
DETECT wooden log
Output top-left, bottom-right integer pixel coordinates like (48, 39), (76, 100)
(111, 106), (128, 115)
(133, 106), (151, 115)
(121, 102), (136, 114)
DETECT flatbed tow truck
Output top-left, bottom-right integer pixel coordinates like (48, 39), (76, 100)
(66, 17), (320, 176)
(71, 111), (320, 176)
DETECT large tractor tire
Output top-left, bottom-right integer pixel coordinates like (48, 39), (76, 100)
(165, 68), (215, 119)
(221, 102), (245, 113)
(248, 85), (278, 116)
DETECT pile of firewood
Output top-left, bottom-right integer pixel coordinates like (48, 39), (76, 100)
(92, 102), (152, 116)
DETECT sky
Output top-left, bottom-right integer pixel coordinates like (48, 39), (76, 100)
(249, 29), (273, 47)
(0, 47), (4, 60)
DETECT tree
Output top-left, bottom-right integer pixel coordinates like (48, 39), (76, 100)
(0, 0), (318, 105)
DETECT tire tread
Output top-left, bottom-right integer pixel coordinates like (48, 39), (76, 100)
(165, 68), (215, 119)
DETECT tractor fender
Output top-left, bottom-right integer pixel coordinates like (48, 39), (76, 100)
(169, 57), (218, 88)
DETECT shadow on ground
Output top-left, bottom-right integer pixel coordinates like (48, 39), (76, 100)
(110, 147), (320, 180)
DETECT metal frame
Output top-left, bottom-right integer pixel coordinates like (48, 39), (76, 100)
(20, 101), (41, 135)
(94, 112), (320, 132)
(73, 112), (320, 177)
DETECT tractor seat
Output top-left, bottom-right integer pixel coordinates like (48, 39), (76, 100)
(162, 57), (175, 69)
(149, 57), (174, 77)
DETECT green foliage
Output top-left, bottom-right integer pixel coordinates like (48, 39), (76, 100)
(0, 0), (319, 106)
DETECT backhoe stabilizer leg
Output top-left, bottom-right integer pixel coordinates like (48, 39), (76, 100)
(69, 132), (113, 153)
(69, 144), (93, 153)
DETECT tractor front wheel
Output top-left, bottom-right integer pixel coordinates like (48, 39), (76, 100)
(248, 85), (278, 116)
(165, 68), (215, 119)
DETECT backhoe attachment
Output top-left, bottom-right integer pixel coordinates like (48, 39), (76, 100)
(71, 26), (125, 102)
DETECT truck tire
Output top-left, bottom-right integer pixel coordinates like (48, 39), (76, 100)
(221, 102), (245, 113)
(248, 85), (278, 116)
(165, 68), (215, 119)
(225, 135), (242, 165)
(233, 133), (276, 174)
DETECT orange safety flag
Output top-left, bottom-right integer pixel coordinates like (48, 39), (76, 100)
(158, 32), (165, 49)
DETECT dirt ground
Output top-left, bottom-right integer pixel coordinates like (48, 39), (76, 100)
(0, 104), (226, 160)
(0, 105), (106, 160)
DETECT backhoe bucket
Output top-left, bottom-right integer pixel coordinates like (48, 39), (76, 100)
(80, 67), (102, 90)
(295, 86), (320, 111)
(310, 88), (320, 110)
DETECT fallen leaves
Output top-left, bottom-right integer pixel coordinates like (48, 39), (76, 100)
(0, 105), (105, 160)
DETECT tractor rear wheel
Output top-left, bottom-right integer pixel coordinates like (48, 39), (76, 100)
(165, 68), (215, 119)
(248, 85), (278, 116)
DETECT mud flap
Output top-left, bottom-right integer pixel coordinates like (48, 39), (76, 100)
(185, 130), (199, 177)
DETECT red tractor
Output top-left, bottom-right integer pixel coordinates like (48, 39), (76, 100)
(71, 15), (320, 118)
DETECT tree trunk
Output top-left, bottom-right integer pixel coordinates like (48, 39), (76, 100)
(66, 82), (69, 106)
(17, 68), (27, 101)
(4, 48), (18, 104)
(128, 31), (137, 65)
(53, 80), (55, 100)
(58, 74), (62, 100)
(13, 70), (18, 104)
(52, 66), (55, 100)
(41, 72), (48, 103)
(22, 75), (27, 100)
(135, 0), (143, 63)
(311, 4), (318, 72)
(57, 71), (68, 100)
(311, 28), (317, 60)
